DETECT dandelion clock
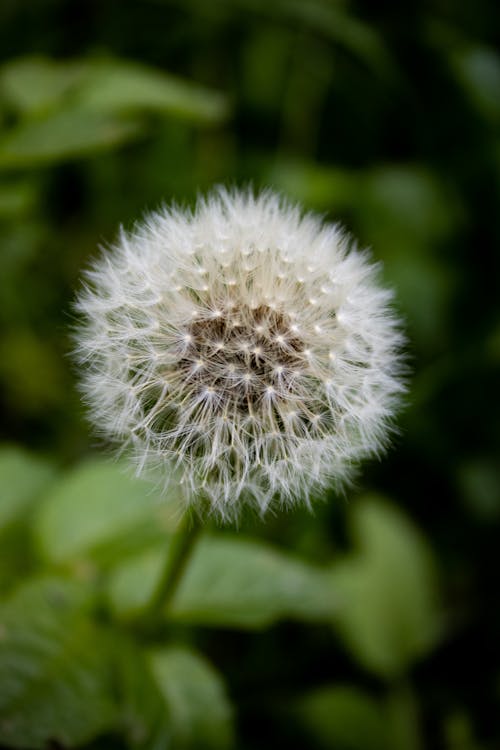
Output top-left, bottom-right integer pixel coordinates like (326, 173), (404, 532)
(74, 188), (405, 521)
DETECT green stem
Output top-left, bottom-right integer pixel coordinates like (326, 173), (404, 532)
(148, 513), (202, 620)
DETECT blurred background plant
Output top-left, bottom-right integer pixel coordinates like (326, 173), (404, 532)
(0, 0), (499, 748)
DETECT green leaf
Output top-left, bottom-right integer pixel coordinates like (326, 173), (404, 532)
(0, 109), (144, 169)
(266, 157), (358, 212)
(147, 646), (234, 750)
(34, 459), (178, 566)
(117, 642), (234, 749)
(355, 166), (458, 351)
(75, 59), (230, 123)
(0, 56), (228, 169)
(0, 445), (56, 532)
(171, 535), (335, 627)
(108, 543), (167, 618)
(0, 57), (83, 115)
(330, 497), (441, 678)
(297, 684), (388, 750)
(0, 523), (37, 594)
(0, 576), (116, 748)
(117, 638), (168, 748)
(451, 45), (500, 122)
(107, 534), (336, 626)
(0, 55), (229, 124)
(359, 165), (458, 252)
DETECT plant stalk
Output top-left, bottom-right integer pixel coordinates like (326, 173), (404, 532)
(147, 513), (201, 620)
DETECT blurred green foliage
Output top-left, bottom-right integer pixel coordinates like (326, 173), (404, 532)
(0, 0), (499, 748)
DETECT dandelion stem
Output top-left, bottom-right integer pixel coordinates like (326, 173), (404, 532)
(148, 513), (201, 619)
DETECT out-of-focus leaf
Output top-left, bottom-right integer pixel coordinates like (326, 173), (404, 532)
(0, 445), (54, 593)
(0, 445), (56, 532)
(359, 166), (458, 252)
(117, 641), (234, 749)
(0, 57), (83, 115)
(356, 165), (458, 350)
(0, 523), (37, 594)
(75, 59), (230, 123)
(458, 459), (500, 520)
(0, 55), (229, 131)
(282, 0), (394, 76)
(170, 535), (336, 627)
(267, 157), (357, 211)
(385, 680), (423, 750)
(34, 459), (178, 566)
(451, 46), (500, 122)
(0, 330), (66, 413)
(0, 181), (37, 217)
(242, 27), (294, 112)
(380, 252), (453, 353)
(0, 109), (144, 169)
(108, 534), (336, 626)
(117, 638), (168, 748)
(443, 711), (483, 750)
(0, 55), (229, 169)
(296, 684), (388, 750)
(167, 0), (394, 77)
(330, 496), (441, 678)
(107, 542), (167, 618)
(0, 576), (116, 749)
(147, 646), (234, 749)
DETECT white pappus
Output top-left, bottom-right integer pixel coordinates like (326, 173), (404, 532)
(74, 187), (405, 521)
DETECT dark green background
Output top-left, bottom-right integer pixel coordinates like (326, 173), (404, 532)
(0, 1), (499, 748)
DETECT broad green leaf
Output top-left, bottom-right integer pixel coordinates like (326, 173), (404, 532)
(0, 56), (228, 169)
(107, 535), (336, 626)
(170, 535), (336, 627)
(0, 56), (229, 124)
(116, 642), (234, 749)
(117, 638), (169, 748)
(297, 685), (388, 750)
(108, 542), (168, 618)
(0, 109), (143, 169)
(0, 577), (116, 748)
(75, 59), (230, 123)
(0, 57), (83, 115)
(330, 497), (441, 678)
(34, 459), (178, 565)
(0, 445), (56, 532)
(146, 646), (234, 749)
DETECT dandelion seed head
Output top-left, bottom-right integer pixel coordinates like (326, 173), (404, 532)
(74, 187), (405, 521)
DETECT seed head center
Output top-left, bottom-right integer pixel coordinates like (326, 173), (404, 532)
(181, 303), (305, 412)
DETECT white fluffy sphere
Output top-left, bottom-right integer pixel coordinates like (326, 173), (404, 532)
(74, 188), (405, 520)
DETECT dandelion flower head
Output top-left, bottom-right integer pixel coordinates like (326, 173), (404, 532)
(74, 188), (404, 521)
